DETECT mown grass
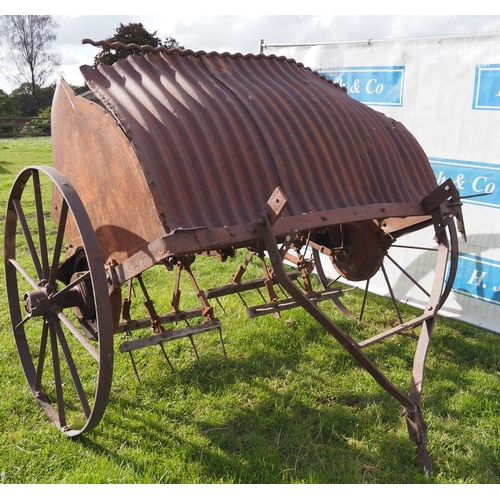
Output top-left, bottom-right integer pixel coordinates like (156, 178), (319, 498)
(1, 138), (500, 484)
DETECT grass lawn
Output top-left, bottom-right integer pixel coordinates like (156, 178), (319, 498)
(1, 138), (500, 484)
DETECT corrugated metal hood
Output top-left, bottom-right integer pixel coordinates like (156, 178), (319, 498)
(80, 49), (437, 232)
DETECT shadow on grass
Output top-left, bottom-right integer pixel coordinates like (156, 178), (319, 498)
(73, 330), (434, 483)
(0, 163), (13, 174)
(7, 290), (499, 483)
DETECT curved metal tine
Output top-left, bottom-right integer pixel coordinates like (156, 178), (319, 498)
(128, 352), (141, 384)
(381, 262), (404, 324)
(48, 199), (68, 289)
(215, 296), (227, 315)
(237, 292), (249, 308)
(385, 253), (430, 299)
(32, 170), (50, 278)
(311, 248), (326, 284)
(49, 323), (67, 428)
(256, 288), (267, 302)
(12, 198), (43, 281)
(159, 343), (177, 374)
(34, 320), (50, 393)
(278, 284), (289, 299)
(218, 327), (227, 359)
(53, 320), (91, 418)
(57, 311), (100, 363)
(189, 335), (201, 367)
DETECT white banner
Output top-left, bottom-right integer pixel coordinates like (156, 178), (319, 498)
(262, 33), (500, 333)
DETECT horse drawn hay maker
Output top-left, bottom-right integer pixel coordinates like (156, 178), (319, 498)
(4, 40), (465, 473)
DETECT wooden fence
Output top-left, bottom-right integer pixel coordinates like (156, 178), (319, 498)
(0, 117), (51, 138)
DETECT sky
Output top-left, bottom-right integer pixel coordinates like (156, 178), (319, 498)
(1, 3), (500, 93)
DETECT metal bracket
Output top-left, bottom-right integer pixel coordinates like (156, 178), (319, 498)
(421, 179), (457, 213)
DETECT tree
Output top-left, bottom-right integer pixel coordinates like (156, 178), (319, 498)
(93, 22), (184, 66)
(10, 81), (55, 116)
(10, 82), (38, 116)
(70, 83), (90, 96)
(0, 15), (60, 114)
(0, 89), (20, 116)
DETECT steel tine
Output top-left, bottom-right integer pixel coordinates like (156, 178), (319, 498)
(257, 288), (267, 303)
(128, 351), (141, 384)
(159, 343), (177, 374)
(188, 335), (201, 367)
(277, 283), (289, 298)
(215, 296), (227, 315)
(237, 291), (249, 308)
(218, 327), (227, 359)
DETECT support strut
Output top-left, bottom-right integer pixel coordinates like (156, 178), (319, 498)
(257, 187), (454, 474)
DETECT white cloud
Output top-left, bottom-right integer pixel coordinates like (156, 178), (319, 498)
(2, 14), (500, 93)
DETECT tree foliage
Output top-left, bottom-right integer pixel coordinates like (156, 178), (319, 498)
(9, 82), (55, 116)
(0, 89), (20, 117)
(0, 15), (60, 114)
(93, 22), (184, 66)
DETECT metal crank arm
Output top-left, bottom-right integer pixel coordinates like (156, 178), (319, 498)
(259, 194), (435, 474)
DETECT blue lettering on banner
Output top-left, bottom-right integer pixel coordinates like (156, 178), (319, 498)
(472, 64), (500, 110)
(429, 157), (500, 209)
(316, 66), (405, 107)
(454, 253), (500, 306)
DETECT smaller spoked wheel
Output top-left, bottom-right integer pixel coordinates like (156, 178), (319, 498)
(4, 167), (113, 436)
(311, 218), (459, 326)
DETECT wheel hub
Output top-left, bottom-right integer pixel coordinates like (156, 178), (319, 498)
(24, 282), (88, 319)
(24, 289), (51, 317)
(333, 220), (393, 281)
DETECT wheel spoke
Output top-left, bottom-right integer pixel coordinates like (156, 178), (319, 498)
(359, 278), (370, 321)
(34, 320), (49, 393)
(51, 271), (91, 300)
(49, 323), (67, 428)
(381, 262), (403, 324)
(391, 244), (437, 252)
(48, 198), (68, 288)
(15, 314), (32, 332)
(7, 257), (40, 290)
(385, 253), (431, 298)
(12, 198), (43, 281)
(53, 320), (91, 418)
(57, 311), (100, 363)
(33, 170), (50, 278)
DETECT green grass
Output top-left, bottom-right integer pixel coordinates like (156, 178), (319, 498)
(1, 138), (500, 483)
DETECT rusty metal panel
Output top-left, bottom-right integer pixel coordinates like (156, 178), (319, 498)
(51, 78), (165, 264)
(79, 50), (437, 232)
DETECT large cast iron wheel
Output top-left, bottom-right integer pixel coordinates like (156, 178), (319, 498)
(4, 166), (114, 436)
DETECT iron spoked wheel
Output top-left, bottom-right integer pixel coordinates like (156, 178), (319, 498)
(311, 219), (459, 328)
(4, 166), (113, 436)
